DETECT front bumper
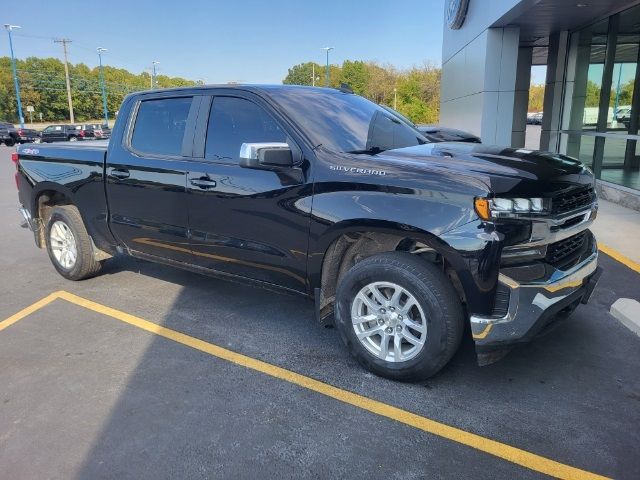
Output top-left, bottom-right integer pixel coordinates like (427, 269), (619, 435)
(470, 231), (600, 346)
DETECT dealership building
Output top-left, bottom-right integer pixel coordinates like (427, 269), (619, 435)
(441, 0), (640, 209)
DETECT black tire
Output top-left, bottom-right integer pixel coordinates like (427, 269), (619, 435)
(45, 205), (103, 280)
(335, 251), (464, 382)
(5, 137), (15, 147)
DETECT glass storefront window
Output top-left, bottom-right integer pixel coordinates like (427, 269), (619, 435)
(562, 4), (640, 192)
(565, 19), (609, 133)
(561, 133), (594, 168)
(600, 136), (640, 190)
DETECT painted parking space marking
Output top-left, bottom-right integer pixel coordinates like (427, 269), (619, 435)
(599, 244), (640, 274)
(0, 290), (611, 480)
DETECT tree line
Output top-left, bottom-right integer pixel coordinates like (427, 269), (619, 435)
(0, 56), (199, 123)
(527, 79), (634, 114)
(1, 56), (443, 125)
(283, 60), (441, 124)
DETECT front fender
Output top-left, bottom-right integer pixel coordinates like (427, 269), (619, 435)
(307, 186), (503, 315)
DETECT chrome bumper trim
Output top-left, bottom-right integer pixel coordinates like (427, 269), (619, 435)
(470, 233), (599, 345)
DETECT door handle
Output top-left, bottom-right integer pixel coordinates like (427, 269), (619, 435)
(109, 168), (130, 180)
(190, 177), (217, 189)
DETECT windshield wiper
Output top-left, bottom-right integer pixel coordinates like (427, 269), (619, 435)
(346, 146), (386, 155)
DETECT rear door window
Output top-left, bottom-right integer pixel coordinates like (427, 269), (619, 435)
(131, 97), (193, 156)
(204, 96), (286, 164)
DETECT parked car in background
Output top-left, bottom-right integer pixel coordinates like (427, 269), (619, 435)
(378, 105), (481, 144)
(416, 125), (481, 143)
(40, 124), (83, 143)
(0, 122), (40, 146)
(81, 123), (111, 139)
(615, 106), (631, 128)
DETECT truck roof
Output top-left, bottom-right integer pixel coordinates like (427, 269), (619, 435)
(128, 84), (347, 97)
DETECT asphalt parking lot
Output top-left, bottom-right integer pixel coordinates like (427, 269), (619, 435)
(1, 145), (639, 479)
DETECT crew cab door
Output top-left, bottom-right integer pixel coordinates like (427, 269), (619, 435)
(105, 94), (200, 264)
(185, 93), (312, 292)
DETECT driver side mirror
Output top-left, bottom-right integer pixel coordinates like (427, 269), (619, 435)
(239, 142), (293, 169)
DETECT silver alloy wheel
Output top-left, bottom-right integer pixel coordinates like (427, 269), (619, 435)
(49, 220), (78, 269)
(351, 281), (428, 362)
(69, 136), (77, 142)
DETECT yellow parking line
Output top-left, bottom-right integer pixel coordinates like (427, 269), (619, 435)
(599, 244), (640, 274)
(0, 291), (60, 332)
(1, 290), (611, 480)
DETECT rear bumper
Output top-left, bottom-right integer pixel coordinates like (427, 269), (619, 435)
(470, 232), (600, 347)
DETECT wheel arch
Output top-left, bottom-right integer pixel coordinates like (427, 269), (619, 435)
(310, 219), (467, 325)
(31, 185), (75, 247)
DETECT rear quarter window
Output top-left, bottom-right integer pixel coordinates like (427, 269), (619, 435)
(130, 97), (193, 156)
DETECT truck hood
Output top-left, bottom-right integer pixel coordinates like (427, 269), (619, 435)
(375, 142), (594, 197)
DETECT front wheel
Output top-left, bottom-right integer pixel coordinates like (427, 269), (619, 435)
(335, 251), (464, 382)
(45, 205), (103, 280)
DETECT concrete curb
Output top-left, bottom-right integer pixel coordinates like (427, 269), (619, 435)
(610, 298), (640, 337)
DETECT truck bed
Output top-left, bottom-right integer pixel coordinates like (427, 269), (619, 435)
(19, 140), (109, 165)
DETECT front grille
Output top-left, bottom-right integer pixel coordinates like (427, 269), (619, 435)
(546, 231), (589, 269)
(551, 187), (595, 214)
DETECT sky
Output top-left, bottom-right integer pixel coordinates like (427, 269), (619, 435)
(2, 0), (445, 83)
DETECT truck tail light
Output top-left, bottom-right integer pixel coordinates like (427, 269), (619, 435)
(79, 130), (85, 137)
(17, 129), (23, 136)
(11, 152), (19, 189)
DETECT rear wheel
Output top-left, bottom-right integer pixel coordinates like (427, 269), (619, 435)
(45, 205), (102, 280)
(5, 137), (15, 147)
(68, 135), (77, 142)
(335, 251), (464, 382)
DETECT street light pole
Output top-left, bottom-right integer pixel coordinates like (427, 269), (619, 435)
(151, 61), (160, 89)
(97, 48), (109, 126)
(54, 38), (75, 123)
(3, 24), (25, 128)
(321, 47), (334, 87)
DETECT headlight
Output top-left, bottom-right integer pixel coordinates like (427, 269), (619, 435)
(474, 197), (547, 220)
(512, 198), (531, 212)
(530, 198), (544, 212)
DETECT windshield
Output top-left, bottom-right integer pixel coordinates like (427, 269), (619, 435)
(267, 88), (428, 154)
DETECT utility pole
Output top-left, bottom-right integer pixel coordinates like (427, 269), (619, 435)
(321, 47), (334, 87)
(54, 38), (74, 123)
(97, 48), (109, 125)
(3, 24), (25, 128)
(152, 61), (160, 89)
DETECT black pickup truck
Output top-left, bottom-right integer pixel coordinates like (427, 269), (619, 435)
(13, 85), (601, 381)
(0, 122), (40, 146)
